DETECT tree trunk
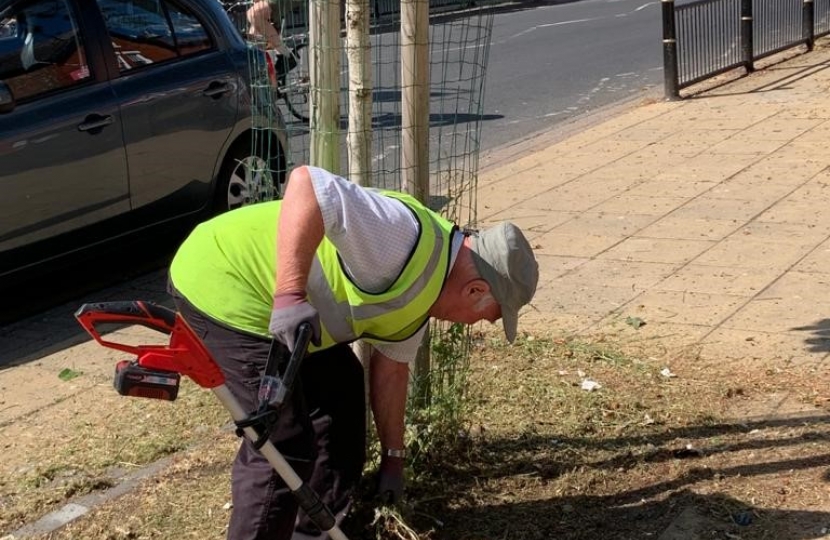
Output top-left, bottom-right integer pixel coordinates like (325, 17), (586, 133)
(346, 0), (374, 419)
(310, 0), (342, 171)
(401, 0), (431, 401)
(346, 0), (372, 182)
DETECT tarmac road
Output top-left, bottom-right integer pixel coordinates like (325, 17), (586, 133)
(469, 0), (664, 151)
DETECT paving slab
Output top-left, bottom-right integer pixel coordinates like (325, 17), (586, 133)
(589, 194), (690, 217)
(698, 328), (829, 368)
(793, 239), (830, 273)
(531, 231), (626, 258)
(624, 179), (719, 199)
(554, 259), (679, 292)
(635, 216), (743, 241)
(693, 237), (814, 270)
(650, 153), (759, 183)
(621, 290), (747, 327)
(551, 212), (657, 237)
(478, 207), (576, 237)
(597, 237), (716, 265)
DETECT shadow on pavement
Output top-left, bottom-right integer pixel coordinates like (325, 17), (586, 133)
(372, 89), (460, 103)
(685, 58), (830, 99)
(0, 244), (175, 370)
(791, 318), (830, 353)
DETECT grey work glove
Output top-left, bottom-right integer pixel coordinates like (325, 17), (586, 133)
(269, 291), (322, 352)
(376, 455), (405, 504)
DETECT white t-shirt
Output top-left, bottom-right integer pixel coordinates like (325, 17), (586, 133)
(308, 166), (461, 363)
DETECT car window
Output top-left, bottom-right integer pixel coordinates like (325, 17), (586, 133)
(95, 0), (212, 72)
(0, 0), (91, 102)
(166, 1), (210, 55)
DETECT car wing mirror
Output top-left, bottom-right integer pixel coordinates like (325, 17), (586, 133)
(0, 81), (15, 113)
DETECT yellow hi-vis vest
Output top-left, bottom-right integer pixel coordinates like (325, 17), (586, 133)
(169, 191), (456, 351)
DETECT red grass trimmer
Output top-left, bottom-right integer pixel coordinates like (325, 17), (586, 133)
(75, 300), (349, 540)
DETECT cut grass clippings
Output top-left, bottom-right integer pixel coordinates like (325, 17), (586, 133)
(0, 376), (229, 535)
(6, 329), (830, 539)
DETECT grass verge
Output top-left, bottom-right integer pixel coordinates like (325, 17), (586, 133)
(0, 376), (228, 535)
(7, 328), (830, 539)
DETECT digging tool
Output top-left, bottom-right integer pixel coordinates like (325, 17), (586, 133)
(75, 300), (349, 540)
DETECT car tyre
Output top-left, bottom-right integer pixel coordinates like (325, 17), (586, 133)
(213, 136), (284, 214)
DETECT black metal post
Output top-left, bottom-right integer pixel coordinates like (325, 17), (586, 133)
(662, 0), (680, 100)
(741, 0), (754, 72)
(804, 0), (815, 51)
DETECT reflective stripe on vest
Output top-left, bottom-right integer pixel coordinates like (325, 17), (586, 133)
(307, 196), (452, 348)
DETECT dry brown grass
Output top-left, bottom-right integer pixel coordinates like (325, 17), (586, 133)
(0, 376), (228, 535)
(5, 327), (830, 539)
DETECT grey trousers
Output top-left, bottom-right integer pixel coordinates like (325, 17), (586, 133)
(173, 296), (366, 540)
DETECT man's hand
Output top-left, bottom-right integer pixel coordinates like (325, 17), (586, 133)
(376, 455), (405, 504)
(269, 291), (321, 351)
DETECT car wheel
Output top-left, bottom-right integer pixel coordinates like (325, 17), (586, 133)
(214, 137), (284, 214)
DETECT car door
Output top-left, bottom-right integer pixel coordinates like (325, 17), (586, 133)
(94, 0), (238, 218)
(0, 0), (129, 271)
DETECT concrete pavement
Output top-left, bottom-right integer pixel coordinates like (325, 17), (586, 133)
(478, 41), (830, 371)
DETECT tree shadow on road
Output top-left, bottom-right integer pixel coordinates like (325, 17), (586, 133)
(280, 111), (503, 135)
(371, 111), (504, 129)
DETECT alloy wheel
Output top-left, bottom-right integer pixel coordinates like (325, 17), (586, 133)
(227, 155), (278, 210)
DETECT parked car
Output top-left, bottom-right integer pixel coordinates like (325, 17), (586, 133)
(0, 0), (289, 282)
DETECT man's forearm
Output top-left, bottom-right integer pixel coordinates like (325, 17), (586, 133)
(370, 351), (410, 451)
(275, 167), (324, 296)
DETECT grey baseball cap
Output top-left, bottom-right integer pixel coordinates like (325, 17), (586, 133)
(469, 222), (539, 343)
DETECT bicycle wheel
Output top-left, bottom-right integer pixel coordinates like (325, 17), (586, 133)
(279, 43), (310, 123)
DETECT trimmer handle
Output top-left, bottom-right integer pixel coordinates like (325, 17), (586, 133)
(75, 301), (225, 389)
(75, 301), (177, 336)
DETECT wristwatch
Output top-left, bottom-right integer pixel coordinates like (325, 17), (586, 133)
(384, 448), (406, 458)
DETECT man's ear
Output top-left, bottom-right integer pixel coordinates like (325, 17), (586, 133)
(463, 278), (491, 300)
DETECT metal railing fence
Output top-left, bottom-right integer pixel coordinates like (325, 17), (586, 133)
(818, 0), (830, 34)
(674, 0), (743, 90)
(663, 0), (830, 98)
(754, 0), (803, 58)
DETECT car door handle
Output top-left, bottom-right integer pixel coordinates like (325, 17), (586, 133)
(203, 81), (231, 98)
(78, 114), (114, 132)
